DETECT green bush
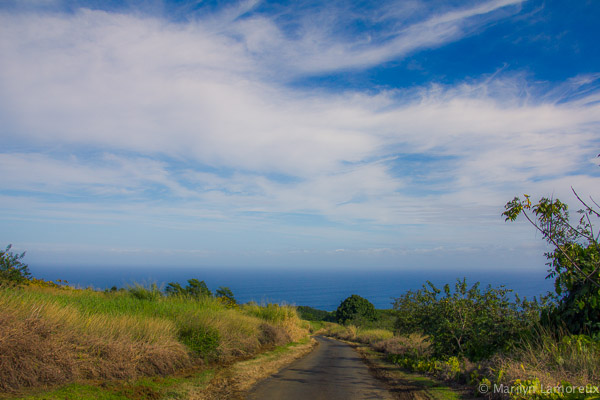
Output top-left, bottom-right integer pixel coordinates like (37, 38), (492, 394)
(0, 244), (31, 285)
(336, 294), (376, 325)
(296, 306), (335, 322)
(178, 322), (220, 361)
(127, 283), (162, 301)
(394, 279), (542, 360)
(215, 286), (237, 307)
(165, 279), (212, 298)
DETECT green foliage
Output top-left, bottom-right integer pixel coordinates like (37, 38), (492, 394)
(243, 302), (297, 322)
(215, 286), (237, 307)
(509, 378), (600, 400)
(335, 294), (376, 325)
(127, 283), (162, 301)
(394, 279), (542, 360)
(178, 322), (220, 360)
(296, 306), (335, 322)
(187, 279), (212, 297)
(0, 244), (31, 285)
(504, 191), (600, 335)
(372, 309), (397, 330)
(165, 279), (212, 299)
(164, 282), (185, 296)
(387, 354), (464, 381)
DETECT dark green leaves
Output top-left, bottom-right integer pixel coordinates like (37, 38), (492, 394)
(503, 190), (600, 335)
(336, 294), (376, 325)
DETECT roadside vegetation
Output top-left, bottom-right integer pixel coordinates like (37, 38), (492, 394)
(0, 248), (308, 396)
(2, 189), (599, 399)
(309, 191), (600, 399)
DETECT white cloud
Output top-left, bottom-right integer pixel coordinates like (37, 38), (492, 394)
(225, 0), (524, 75)
(0, 3), (599, 266)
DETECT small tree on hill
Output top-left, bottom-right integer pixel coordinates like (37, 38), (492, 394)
(165, 282), (186, 296)
(187, 279), (212, 298)
(165, 279), (212, 298)
(216, 286), (237, 307)
(336, 294), (376, 325)
(0, 244), (31, 285)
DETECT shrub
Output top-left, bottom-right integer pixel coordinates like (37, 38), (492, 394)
(335, 294), (376, 325)
(178, 322), (220, 361)
(394, 279), (542, 360)
(216, 286), (237, 307)
(258, 323), (291, 347)
(165, 279), (212, 298)
(0, 244), (31, 285)
(296, 306), (335, 322)
(127, 283), (162, 301)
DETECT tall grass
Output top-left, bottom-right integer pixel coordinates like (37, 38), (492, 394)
(322, 322), (394, 345)
(493, 326), (600, 388)
(0, 284), (308, 393)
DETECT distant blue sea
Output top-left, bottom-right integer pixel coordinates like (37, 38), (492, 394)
(29, 265), (555, 311)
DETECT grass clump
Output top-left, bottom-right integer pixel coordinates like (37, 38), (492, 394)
(322, 323), (394, 345)
(126, 283), (162, 301)
(243, 302), (297, 322)
(492, 328), (600, 390)
(178, 322), (221, 360)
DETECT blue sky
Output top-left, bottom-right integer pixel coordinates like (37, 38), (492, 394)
(1, 0), (599, 270)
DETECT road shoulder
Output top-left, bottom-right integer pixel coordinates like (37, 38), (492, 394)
(353, 344), (477, 400)
(195, 336), (318, 399)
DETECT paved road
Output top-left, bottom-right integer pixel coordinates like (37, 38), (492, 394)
(247, 336), (394, 400)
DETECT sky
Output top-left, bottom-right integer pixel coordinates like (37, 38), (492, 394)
(1, 0), (599, 271)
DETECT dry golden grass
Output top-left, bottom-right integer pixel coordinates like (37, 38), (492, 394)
(190, 338), (317, 400)
(371, 333), (432, 358)
(0, 288), (190, 392)
(356, 328), (394, 344)
(491, 329), (600, 388)
(0, 285), (308, 393)
(321, 323), (397, 347)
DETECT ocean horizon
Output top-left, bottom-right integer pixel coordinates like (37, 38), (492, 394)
(29, 265), (555, 311)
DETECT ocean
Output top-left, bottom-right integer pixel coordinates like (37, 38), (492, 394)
(29, 265), (555, 311)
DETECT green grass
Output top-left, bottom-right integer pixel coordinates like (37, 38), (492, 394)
(2, 371), (215, 400)
(243, 302), (298, 322)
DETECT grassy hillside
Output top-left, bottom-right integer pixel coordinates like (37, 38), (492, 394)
(0, 283), (308, 394)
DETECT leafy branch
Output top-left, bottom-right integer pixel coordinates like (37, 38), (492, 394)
(503, 188), (600, 290)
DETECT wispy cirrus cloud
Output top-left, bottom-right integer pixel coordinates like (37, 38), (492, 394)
(222, 0), (524, 76)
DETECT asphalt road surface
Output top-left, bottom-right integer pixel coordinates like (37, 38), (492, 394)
(247, 336), (394, 400)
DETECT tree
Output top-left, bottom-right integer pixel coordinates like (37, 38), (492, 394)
(165, 279), (212, 298)
(0, 244), (31, 285)
(215, 286), (237, 307)
(187, 279), (212, 298)
(503, 189), (600, 334)
(165, 282), (186, 296)
(335, 294), (376, 325)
